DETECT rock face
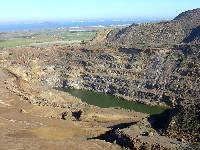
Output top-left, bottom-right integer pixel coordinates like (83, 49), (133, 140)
(60, 45), (200, 143)
(60, 45), (199, 109)
(106, 8), (200, 48)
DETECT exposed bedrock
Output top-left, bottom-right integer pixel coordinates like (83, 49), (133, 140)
(60, 45), (199, 108)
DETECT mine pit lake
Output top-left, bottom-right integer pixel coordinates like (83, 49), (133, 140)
(59, 88), (167, 115)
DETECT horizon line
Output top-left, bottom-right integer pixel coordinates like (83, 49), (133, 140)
(0, 17), (173, 24)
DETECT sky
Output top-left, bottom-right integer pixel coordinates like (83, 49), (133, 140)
(0, 0), (200, 22)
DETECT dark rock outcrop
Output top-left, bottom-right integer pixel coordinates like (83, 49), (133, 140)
(166, 102), (200, 143)
(60, 45), (199, 110)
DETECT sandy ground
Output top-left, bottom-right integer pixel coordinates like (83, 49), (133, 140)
(0, 68), (125, 150)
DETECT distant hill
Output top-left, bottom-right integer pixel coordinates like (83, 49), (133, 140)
(173, 8), (200, 22)
(174, 8), (200, 43)
(106, 8), (200, 47)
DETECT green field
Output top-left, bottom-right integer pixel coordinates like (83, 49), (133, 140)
(0, 29), (97, 48)
(61, 31), (96, 41)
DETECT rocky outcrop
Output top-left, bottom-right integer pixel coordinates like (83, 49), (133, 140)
(106, 8), (200, 48)
(166, 102), (200, 143)
(5, 44), (199, 106)
(59, 45), (199, 109)
(91, 119), (188, 150)
(107, 22), (185, 48)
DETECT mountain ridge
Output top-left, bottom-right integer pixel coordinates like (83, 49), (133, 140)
(106, 8), (200, 48)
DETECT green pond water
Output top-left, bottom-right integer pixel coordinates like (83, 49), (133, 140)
(60, 88), (167, 115)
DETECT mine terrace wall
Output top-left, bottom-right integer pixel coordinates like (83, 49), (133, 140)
(61, 45), (200, 107)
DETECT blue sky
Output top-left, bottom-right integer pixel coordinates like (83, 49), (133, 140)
(0, 0), (200, 22)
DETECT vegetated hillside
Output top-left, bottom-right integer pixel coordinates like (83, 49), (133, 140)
(106, 8), (200, 48)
